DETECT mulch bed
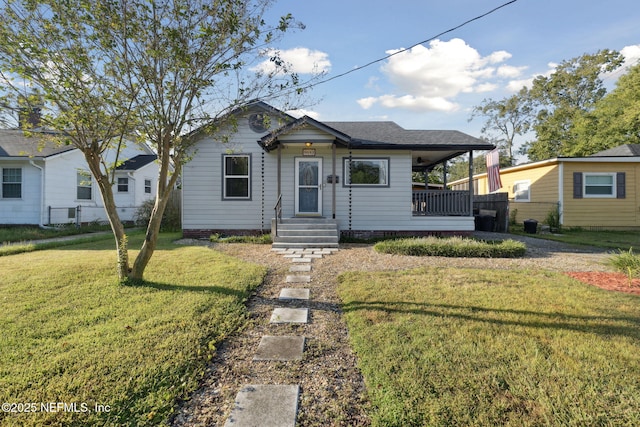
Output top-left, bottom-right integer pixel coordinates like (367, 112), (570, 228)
(565, 271), (640, 296)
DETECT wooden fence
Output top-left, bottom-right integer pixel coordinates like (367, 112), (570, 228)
(473, 192), (509, 232)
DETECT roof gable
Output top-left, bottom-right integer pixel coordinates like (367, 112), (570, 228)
(186, 100), (296, 141)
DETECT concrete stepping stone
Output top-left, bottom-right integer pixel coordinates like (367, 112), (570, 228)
(283, 253), (302, 258)
(289, 264), (311, 272)
(253, 336), (305, 361)
(224, 384), (299, 427)
(270, 307), (308, 324)
(279, 288), (310, 300)
(285, 274), (310, 283)
(291, 257), (312, 263)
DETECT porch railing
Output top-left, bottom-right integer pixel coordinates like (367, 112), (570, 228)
(412, 190), (470, 216)
(274, 193), (283, 237)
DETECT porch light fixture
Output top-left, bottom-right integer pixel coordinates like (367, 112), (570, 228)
(305, 142), (313, 147)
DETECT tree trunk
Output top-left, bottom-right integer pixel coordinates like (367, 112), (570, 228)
(128, 146), (180, 281)
(83, 151), (131, 281)
(129, 192), (169, 280)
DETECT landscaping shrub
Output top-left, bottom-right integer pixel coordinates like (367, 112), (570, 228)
(374, 236), (526, 258)
(210, 233), (272, 244)
(134, 195), (181, 232)
(607, 247), (640, 286)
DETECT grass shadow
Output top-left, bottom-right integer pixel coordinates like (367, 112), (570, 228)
(341, 299), (640, 340)
(124, 279), (248, 298)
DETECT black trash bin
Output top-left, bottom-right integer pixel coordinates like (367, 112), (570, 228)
(475, 215), (495, 232)
(523, 219), (538, 234)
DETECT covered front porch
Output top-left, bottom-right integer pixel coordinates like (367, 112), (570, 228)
(259, 116), (494, 236)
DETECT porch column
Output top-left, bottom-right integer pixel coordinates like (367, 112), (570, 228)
(277, 143), (282, 196)
(468, 150), (474, 215)
(443, 161), (447, 188)
(332, 141), (336, 219)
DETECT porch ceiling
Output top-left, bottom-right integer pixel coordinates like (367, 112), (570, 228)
(412, 149), (467, 171)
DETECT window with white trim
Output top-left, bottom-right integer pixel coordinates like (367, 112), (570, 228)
(144, 179), (152, 194)
(584, 173), (615, 198)
(513, 180), (530, 202)
(223, 154), (250, 199)
(117, 177), (129, 193)
(2, 168), (22, 198)
(77, 170), (92, 200)
(344, 158), (389, 186)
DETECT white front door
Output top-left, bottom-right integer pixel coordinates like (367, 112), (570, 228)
(295, 157), (322, 215)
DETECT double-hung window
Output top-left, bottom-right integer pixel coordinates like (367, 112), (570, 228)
(343, 158), (389, 187)
(584, 173), (615, 198)
(77, 170), (92, 200)
(117, 177), (129, 193)
(513, 180), (530, 202)
(2, 168), (22, 198)
(223, 154), (250, 199)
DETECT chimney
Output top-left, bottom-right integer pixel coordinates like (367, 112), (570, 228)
(18, 106), (42, 129)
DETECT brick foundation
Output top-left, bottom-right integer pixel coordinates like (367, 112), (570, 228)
(182, 229), (267, 239)
(341, 230), (472, 240)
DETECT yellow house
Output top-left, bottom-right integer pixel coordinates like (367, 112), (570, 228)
(450, 145), (640, 230)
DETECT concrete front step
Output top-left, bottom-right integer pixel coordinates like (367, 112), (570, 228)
(272, 241), (339, 249)
(273, 217), (339, 249)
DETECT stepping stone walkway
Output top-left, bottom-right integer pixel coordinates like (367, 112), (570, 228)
(223, 247), (338, 426)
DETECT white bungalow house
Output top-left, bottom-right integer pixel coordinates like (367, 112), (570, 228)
(182, 101), (494, 246)
(0, 129), (158, 226)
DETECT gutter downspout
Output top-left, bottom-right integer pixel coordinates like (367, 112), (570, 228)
(558, 162), (564, 226)
(29, 160), (55, 229)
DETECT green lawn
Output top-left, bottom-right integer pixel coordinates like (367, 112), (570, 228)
(338, 267), (640, 427)
(512, 226), (640, 251)
(0, 224), (112, 243)
(0, 233), (266, 427)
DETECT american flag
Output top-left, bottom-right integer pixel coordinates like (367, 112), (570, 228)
(485, 148), (502, 193)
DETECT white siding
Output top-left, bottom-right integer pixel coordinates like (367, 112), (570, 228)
(183, 119), (270, 231)
(43, 146), (154, 224)
(0, 160), (42, 224)
(0, 142), (158, 225)
(182, 114), (474, 234)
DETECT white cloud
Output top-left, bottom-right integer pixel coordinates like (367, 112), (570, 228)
(253, 47), (331, 75)
(359, 38), (514, 112)
(476, 83), (498, 93)
(287, 108), (320, 120)
(359, 94), (459, 113)
(497, 64), (527, 78)
(621, 44), (640, 66)
(506, 62), (557, 92)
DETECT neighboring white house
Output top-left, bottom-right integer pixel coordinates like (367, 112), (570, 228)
(0, 129), (158, 225)
(181, 101), (494, 240)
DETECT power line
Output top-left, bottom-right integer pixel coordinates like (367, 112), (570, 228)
(296, 0), (520, 92)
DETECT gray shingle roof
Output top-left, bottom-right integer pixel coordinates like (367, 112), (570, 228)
(260, 117), (493, 152)
(590, 144), (640, 157)
(324, 121), (492, 149)
(115, 154), (158, 170)
(0, 129), (75, 158)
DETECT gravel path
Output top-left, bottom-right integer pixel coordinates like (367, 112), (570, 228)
(171, 234), (610, 426)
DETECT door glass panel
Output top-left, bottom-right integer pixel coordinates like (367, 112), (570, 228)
(298, 161), (319, 213)
(298, 161), (318, 185)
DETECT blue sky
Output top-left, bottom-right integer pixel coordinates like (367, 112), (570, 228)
(258, 0), (640, 150)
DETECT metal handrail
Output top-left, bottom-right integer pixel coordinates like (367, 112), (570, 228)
(274, 194), (283, 237)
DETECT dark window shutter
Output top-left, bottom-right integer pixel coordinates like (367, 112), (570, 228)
(573, 172), (583, 199)
(617, 172), (625, 199)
